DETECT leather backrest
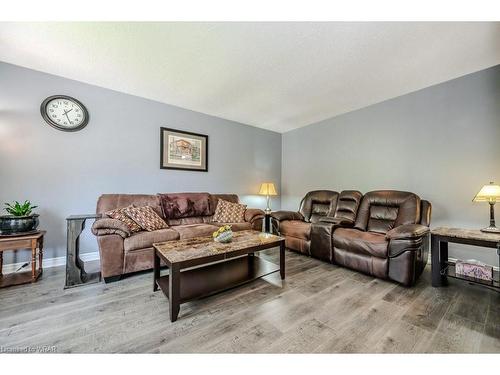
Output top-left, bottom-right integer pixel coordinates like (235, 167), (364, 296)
(298, 190), (339, 223)
(96, 194), (162, 216)
(334, 190), (363, 223)
(354, 190), (421, 234)
(420, 200), (432, 227)
(158, 192), (211, 219)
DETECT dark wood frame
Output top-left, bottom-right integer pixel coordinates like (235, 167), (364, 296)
(40, 95), (89, 132)
(65, 214), (102, 288)
(154, 238), (285, 322)
(431, 232), (500, 292)
(160, 127), (208, 172)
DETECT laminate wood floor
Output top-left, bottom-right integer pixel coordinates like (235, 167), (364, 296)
(0, 250), (498, 353)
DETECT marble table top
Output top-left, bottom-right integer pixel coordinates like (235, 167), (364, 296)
(153, 230), (284, 264)
(432, 227), (500, 243)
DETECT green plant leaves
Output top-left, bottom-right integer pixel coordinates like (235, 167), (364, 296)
(4, 200), (38, 216)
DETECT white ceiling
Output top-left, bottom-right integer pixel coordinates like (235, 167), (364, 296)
(1, 22), (499, 133)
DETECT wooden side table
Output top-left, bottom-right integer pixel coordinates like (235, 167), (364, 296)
(0, 231), (45, 288)
(65, 214), (102, 288)
(431, 227), (500, 291)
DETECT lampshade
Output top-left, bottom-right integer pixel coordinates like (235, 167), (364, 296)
(473, 182), (500, 202)
(258, 182), (278, 196)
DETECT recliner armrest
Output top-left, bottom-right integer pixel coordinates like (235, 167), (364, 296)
(271, 210), (304, 222)
(244, 208), (265, 223)
(386, 224), (429, 240)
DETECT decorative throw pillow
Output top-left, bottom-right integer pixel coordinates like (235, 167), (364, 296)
(212, 199), (247, 223)
(106, 206), (142, 233)
(124, 205), (169, 232)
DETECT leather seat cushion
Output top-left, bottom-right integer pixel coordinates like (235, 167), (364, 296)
(124, 229), (180, 252)
(172, 224), (220, 239)
(333, 227), (388, 258)
(212, 222), (252, 232)
(280, 220), (311, 240)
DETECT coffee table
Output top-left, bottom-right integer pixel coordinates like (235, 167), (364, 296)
(153, 230), (285, 322)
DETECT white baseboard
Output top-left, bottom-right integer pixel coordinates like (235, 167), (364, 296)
(2, 252), (100, 274)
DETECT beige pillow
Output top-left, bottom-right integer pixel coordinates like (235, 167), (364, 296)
(106, 206), (142, 233)
(124, 205), (169, 232)
(213, 199), (247, 223)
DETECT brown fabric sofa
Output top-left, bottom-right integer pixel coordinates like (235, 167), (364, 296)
(92, 193), (264, 282)
(272, 190), (431, 286)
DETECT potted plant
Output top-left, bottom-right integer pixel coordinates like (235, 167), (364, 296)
(0, 200), (39, 235)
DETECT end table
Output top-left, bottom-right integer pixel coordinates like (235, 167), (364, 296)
(0, 231), (45, 288)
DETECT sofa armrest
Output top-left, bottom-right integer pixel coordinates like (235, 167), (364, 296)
(386, 224), (430, 240)
(271, 210), (304, 222)
(92, 218), (131, 239)
(244, 208), (265, 223)
(96, 234), (125, 278)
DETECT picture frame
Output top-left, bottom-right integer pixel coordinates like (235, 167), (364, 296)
(160, 127), (208, 172)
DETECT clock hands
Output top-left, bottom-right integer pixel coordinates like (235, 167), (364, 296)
(63, 108), (74, 124)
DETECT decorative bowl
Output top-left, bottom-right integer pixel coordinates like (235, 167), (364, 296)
(214, 230), (233, 243)
(0, 214), (39, 235)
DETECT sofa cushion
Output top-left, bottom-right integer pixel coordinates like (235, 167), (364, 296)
(167, 216), (213, 226)
(209, 194), (239, 215)
(354, 191), (421, 234)
(280, 220), (311, 240)
(105, 206), (142, 233)
(213, 199), (247, 223)
(213, 222), (252, 232)
(173, 224), (220, 239)
(124, 229), (180, 252)
(158, 193), (211, 219)
(125, 206), (169, 232)
(333, 227), (388, 258)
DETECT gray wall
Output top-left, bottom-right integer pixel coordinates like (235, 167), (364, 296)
(0, 62), (281, 264)
(282, 65), (500, 264)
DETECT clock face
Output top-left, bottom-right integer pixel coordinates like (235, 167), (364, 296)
(41, 96), (89, 131)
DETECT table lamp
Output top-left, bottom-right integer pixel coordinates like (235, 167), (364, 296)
(473, 182), (500, 233)
(259, 182), (278, 214)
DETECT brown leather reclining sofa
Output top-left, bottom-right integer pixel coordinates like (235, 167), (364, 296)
(272, 190), (431, 286)
(92, 193), (264, 282)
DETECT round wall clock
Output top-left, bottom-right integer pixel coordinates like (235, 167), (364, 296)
(40, 95), (89, 132)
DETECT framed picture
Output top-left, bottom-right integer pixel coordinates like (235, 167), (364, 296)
(160, 127), (208, 172)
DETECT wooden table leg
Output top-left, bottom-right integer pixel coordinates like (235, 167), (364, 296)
(439, 240), (449, 286)
(280, 241), (285, 280)
(431, 235), (441, 287)
(153, 251), (160, 292)
(38, 237), (44, 274)
(169, 264), (180, 322)
(31, 239), (37, 282)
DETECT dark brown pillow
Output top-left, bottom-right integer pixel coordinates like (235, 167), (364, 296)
(125, 206), (169, 232)
(159, 193), (211, 219)
(106, 206), (142, 233)
(212, 199), (247, 223)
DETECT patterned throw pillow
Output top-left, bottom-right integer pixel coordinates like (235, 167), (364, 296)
(124, 205), (169, 232)
(106, 206), (142, 233)
(212, 199), (247, 223)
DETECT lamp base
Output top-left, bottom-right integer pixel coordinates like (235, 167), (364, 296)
(480, 226), (500, 234)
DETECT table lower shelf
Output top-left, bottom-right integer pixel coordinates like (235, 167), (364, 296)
(0, 269), (42, 288)
(444, 262), (499, 290)
(156, 255), (280, 303)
